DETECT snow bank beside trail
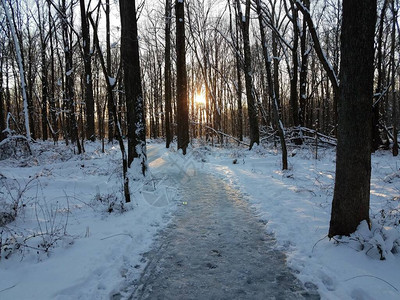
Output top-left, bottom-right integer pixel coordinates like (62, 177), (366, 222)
(0, 142), (178, 300)
(198, 144), (400, 300)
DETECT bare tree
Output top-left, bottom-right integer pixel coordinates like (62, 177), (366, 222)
(35, 0), (49, 141)
(228, 1), (243, 141)
(373, 0), (389, 151)
(165, 0), (173, 148)
(1, 0), (31, 141)
(390, 0), (398, 156)
(0, 37), (6, 141)
(236, 0), (259, 149)
(120, 0), (147, 174)
(88, 9), (131, 203)
(79, 0), (95, 141)
(256, 0), (288, 170)
(59, 0), (82, 152)
(329, 0), (376, 237)
(176, 0), (189, 154)
(298, 0), (310, 128)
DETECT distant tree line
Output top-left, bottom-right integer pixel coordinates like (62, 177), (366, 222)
(0, 0), (398, 152)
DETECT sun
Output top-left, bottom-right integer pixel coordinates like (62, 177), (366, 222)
(194, 92), (206, 105)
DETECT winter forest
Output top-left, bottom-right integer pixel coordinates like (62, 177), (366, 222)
(0, 0), (400, 299)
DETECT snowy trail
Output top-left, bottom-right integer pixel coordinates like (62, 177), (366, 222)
(129, 147), (319, 299)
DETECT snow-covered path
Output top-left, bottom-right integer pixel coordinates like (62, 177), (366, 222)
(129, 149), (319, 299)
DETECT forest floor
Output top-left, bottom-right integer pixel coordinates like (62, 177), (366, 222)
(0, 140), (400, 299)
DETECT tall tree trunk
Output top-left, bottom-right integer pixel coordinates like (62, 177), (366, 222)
(175, 0), (189, 154)
(329, 0), (376, 237)
(288, 0), (299, 126)
(0, 48), (5, 141)
(373, 0), (389, 151)
(88, 12), (131, 203)
(299, 0), (309, 127)
(37, 0), (48, 141)
(390, 0), (398, 156)
(295, 0), (339, 134)
(80, 0), (95, 141)
(229, 1), (243, 141)
(48, 2), (58, 141)
(106, 0), (114, 142)
(62, 0), (81, 153)
(2, 0), (31, 140)
(256, 0), (288, 170)
(165, 0), (172, 148)
(26, 24), (36, 140)
(236, 0), (259, 149)
(120, 0), (147, 174)
(272, 33), (280, 110)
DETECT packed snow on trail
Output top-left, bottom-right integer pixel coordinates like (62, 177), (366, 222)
(0, 140), (399, 299)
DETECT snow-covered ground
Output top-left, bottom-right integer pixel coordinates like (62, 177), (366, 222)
(196, 142), (400, 300)
(0, 141), (179, 299)
(1, 140), (400, 299)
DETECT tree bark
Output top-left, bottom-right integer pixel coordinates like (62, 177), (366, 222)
(48, 2), (58, 141)
(61, 0), (81, 153)
(390, 0), (398, 156)
(106, 0), (114, 143)
(288, 0), (299, 126)
(299, 0), (309, 128)
(372, 0), (389, 151)
(120, 0), (147, 174)
(26, 22), (36, 140)
(229, 1), (243, 141)
(37, 0), (48, 140)
(256, 0), (288, 170)
(89, 11), (131, 202)
(165, 0), (173, 148)
(295, 0), (339, 133)
(80, 0), (95, 141)
(329, 0), (376, 237)
(236, 0), (259, 149)
(175, 0), (189, 154)
(2, 0), (31, 140)
(0, 47), (5, 141)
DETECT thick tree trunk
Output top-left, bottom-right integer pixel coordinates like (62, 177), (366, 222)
(120, 0), (147, 174)
(165, 0), (172, 148)
(237, 0), (259, 149)
(175, 0), (189, 154)
(329, 0), (376, 237)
